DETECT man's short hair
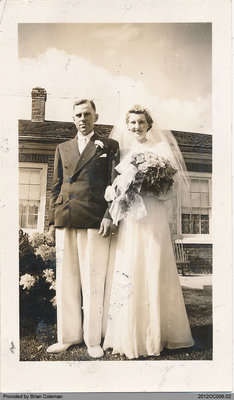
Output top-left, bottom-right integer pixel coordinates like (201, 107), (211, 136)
(73, 99), (96, 112)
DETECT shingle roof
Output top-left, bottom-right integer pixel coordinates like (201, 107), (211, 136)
(18, 119), (212, 153)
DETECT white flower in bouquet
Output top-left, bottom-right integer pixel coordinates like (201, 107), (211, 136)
(19, 273), (36, 290)
(156, 156), (166, 168)
(138, 162), (148, 173)
(134, 153), (146, 164)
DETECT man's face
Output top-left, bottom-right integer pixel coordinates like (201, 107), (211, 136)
(73, 102), (98, 136)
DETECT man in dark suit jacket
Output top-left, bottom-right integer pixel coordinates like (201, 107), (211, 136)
(47, 99), (119, 358)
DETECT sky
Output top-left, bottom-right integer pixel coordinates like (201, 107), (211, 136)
(18, 23), (212, 133)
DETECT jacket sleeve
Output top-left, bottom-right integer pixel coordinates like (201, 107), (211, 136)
(48, 146), (63, 225)
(104, 140), (120, 220)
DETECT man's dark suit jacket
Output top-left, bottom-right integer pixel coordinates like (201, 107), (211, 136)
(48, 132), (120, 229)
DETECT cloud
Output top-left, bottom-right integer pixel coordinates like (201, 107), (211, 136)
(19, 48), (211, 133)
(91, 24), (140, 42)
(157, 94), (212, 132)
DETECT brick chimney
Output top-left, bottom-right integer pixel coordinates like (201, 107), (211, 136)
(31, 87), (47, 122)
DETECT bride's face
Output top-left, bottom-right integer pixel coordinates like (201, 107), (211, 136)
(127, 113), (149, 142)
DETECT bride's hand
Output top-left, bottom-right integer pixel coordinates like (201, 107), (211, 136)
(110, 224), (118, 235)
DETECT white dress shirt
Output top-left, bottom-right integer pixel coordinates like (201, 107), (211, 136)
(77, 131), (94, 154)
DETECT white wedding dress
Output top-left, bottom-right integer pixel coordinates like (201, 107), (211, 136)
(103, 140), (194, 359)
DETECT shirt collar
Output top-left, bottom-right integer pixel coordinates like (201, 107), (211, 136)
(77, 131), (94, 141)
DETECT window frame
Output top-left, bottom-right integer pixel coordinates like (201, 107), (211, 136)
(19, 162), (47, 234)
(178, 171), (212, 244)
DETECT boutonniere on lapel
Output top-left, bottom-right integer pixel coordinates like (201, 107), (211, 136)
(94, 139), (104, 150)
(94, 139), (107, 155)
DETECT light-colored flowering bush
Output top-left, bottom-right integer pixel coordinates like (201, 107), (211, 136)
(43, 268), (55, 282)
(43, 269), (56, 292)
(30, 232), (54, 248)
(19, 274), (37, 290)
(50, 296), (57, 308)
(30, 232), (56, 266)
(19, 229), (57, 328)
(35, 244), (56, 262)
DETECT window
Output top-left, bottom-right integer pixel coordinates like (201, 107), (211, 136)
(179, 172), (212, 240)
(19, 163), (47, 233)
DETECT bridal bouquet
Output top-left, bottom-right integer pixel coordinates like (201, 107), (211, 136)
(105, 150), (177, 224)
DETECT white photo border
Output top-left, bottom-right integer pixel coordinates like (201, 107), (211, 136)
(0, 0), (232, 393)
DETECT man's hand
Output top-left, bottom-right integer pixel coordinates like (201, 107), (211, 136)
(48, 224), (56, 244)
(98, 218), (115, 238)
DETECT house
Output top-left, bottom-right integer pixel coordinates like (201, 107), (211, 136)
(19, 87), (212, 270)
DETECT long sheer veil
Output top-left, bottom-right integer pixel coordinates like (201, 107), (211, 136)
(108, 106), (190, 236)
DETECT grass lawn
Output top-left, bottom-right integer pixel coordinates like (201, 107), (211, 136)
(20, 285), (212, 361)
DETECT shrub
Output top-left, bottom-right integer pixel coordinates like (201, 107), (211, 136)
(19, 229), (56, 329)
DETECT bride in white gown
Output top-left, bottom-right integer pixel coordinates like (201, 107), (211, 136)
(103, 105), (194, 359)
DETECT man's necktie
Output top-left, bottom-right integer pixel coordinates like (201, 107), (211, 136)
(78, 136), (88, 153)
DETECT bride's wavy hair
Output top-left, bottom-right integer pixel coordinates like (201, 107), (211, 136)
(125, 105), (153, 131)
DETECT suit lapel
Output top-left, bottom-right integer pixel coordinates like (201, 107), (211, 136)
(64, 137), (80, 170)
(71, 132), (99, 178)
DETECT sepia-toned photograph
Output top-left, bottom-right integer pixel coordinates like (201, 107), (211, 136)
(0, 0), (232, 394)
(18, 23), (212, 362)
